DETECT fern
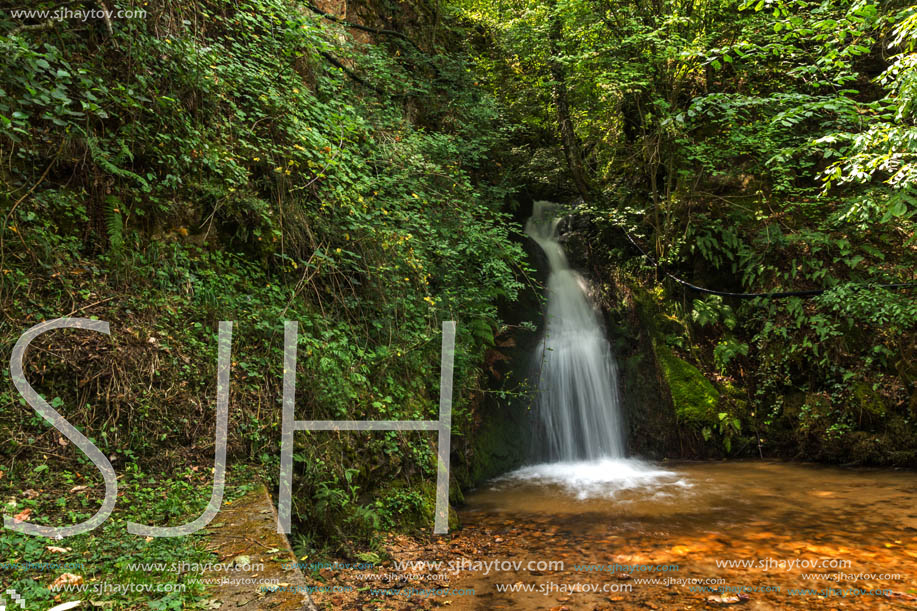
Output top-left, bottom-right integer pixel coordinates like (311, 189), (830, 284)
(87, 135), (151, 192)
(105, 196), (124, 256)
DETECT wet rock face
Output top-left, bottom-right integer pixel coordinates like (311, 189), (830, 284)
(462, 228), (543, 486)
(555, 213), (591, 238)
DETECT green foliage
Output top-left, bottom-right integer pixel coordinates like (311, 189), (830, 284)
(105, 196), (124, 259)
(691, 296), (737, 330)
(818, 6), (917, 227)
(713, 338), (749, 374)
(705, 411), (742, 454)
(0, 0), (530, 564)
(455, 0), (915, 463)
(2, 5), (916, 605)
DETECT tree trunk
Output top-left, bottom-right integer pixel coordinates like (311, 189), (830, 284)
(548, 4), (591, 198)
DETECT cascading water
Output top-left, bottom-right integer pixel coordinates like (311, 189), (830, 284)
(525, 201), (625, 461)
(500, 201), (685, 499)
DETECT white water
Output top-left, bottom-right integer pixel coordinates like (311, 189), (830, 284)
(525, 201), (625, 460)
(502, 458), (689, 500)
(511, 202), (685, 497)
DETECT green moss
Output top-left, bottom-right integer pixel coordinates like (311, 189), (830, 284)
(469, 406), (530, 483)
(853, 382), (886, 417)
(413, 480), (461, 531)
(655, 344), (719, 424)
(449, 507), (462, 531)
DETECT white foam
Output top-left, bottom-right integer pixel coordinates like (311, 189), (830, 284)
(499, 458), (691, 500)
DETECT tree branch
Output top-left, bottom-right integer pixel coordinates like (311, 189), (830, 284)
(319, 51), (388, 96)
(8, 19), (55, 37)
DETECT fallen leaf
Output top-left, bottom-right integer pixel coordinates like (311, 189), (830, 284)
(886, 591), (917, 601)
(49, 573), (84, 589)
(805, 545), (839, 555)
(706, 593), (748, 605)
(46, 546), (70, 553)
(13, 508), (32, 522)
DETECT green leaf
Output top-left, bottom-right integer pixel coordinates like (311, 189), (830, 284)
(889, 200), (907, 217)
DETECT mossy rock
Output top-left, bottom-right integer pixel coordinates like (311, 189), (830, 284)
(449, 479), (465, 505)
(412, 480), (462, 530)
(654, 344), (719, 424)
(852, 382), (886, 417)
(469, 403), (531, 483)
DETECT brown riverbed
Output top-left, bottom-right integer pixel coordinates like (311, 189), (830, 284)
(309, 460), (917, 610)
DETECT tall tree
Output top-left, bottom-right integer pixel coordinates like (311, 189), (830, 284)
(547, 0), (592, 197)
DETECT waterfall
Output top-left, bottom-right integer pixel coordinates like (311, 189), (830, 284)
(526, 201), (625, 461)
(496, 201), (685, 498)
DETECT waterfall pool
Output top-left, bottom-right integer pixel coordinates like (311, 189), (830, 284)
(445, 459), (917, 609)
(305, 459), (917, 610)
